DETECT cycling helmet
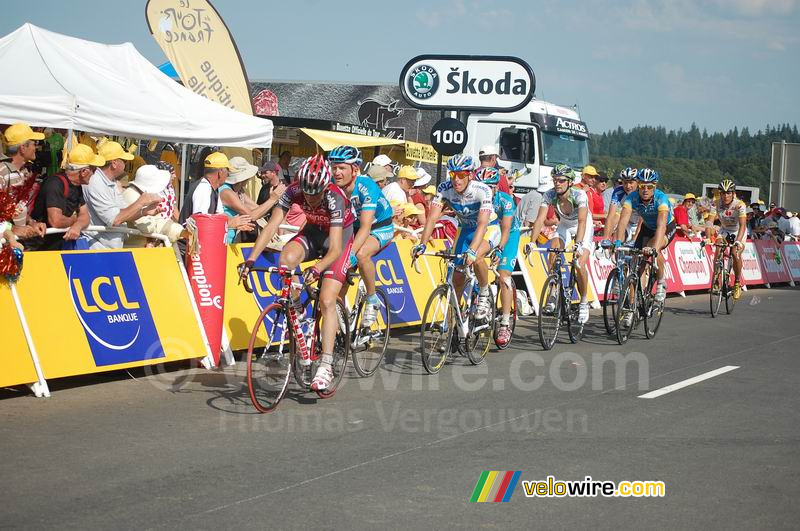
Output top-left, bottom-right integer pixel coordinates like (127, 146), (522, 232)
(327, 145), (362, 166)
(475, 166), (500, 185)
(446, 154), (474, 173)
(636, 168), (660, 183)
(551, 163), (576, 180)
(297, 155), (332, 195)
(619, 167), (638, 181)
(718, 178), (736, 192)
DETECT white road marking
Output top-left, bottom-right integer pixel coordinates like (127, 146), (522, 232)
(638, 366), (740, 399)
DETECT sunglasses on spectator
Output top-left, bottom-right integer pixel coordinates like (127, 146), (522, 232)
(449, 171), (472, 180)
(639, 184), (657, 191)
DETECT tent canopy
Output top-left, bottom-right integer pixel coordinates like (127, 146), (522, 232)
(299, 128), (404, 151)
(0, 24), (272, 148)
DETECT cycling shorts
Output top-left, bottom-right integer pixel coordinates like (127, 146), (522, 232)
(550, 222), (594, 256)
(290, 224), (354, 284)
(348, 222), (395, 268)
(454, 224), (501, 265)
(634, 220), (677, 250)
(497, 228), (521, 273)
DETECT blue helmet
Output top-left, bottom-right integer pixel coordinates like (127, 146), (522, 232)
(327, 145), (362, 166)
(475, 166), (500, 185)
(446, 154), (474, 173)
(636, 168), (660, 183)
(619, 167), (638, 181)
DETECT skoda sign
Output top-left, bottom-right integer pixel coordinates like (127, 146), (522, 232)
(400, 55), (535, 112)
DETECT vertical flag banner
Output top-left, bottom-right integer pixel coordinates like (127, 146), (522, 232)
(145, 0), (254, 114)
(470, 471), (522, 502)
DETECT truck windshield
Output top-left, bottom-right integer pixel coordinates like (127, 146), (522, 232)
(542, 131), (589, 168)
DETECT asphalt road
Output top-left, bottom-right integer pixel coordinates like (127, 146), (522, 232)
(2, 287), (799, 530)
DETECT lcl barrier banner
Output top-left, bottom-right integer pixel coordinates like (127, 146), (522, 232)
(14, 248), (208, 380)
(754, 240), (793, 284)
(782, 242), (800, 282)
(0, 282), (38, 388)
(186, 214), (228, 366)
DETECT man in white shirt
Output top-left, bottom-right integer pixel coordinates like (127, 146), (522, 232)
(381, 165), (417, 205)
(179, 152), (252, 230)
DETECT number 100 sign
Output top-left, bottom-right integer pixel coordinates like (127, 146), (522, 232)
(430, 117), (468, 156)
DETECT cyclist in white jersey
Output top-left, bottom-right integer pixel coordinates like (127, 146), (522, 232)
(413, 154), (498, 321)
(705, 178), (747, 299)
(527, 164), (592, 324)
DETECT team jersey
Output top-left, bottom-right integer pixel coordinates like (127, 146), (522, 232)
(713, 197), (747, 231)
(491, 189), (520, 232)
(278, 182), (354, 229)
(432, 180), (493, 229)
(349, 176), (393, 229)
(541, 187), (588, 225)
(610, 185), (640, 228)
(622, 189), (674, 230)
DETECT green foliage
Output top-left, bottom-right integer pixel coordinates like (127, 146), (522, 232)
(589, 123), (800, 194)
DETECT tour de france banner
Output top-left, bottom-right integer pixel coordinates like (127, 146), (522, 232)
(13, 248), (209, 381)
(1, 282), (39, 388)
(146, 0), (253, 114)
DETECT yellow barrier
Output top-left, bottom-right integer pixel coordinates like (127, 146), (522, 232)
(0, 282), (38, 388)
(14, 247), (208, 380)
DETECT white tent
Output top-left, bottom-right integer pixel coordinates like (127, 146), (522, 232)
(0, 24), (272, 148)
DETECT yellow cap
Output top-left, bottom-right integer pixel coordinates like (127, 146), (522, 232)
(397, 165), (417, 180)
(67, 144), (105, 168)
(422, 185), (436, 195)
(4, 122), (45, 145)
(402, 202), (423, 216)
(581, 165), (599, 177)
(684, 193), (696, 201)
(97, 140), (134, 161)
(204, 151), (234, 169)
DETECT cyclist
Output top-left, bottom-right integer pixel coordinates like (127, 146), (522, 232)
(527, 164), (592, 324)
(603, 167), (640, 243)
(475, 166), (519, 346)
(240, 155), (354, 391)
(327, 145), (394, 326)
(412, 154), (498, 321)
(705, 178), (747, 299)
(614, 168), (675, 305)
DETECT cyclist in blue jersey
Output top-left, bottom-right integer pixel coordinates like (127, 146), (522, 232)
(413, 154), (498, 321)
(603, 167), (641, 243)
(614, 168), (676, 303)
(475, 166), (519, 346)
(328, 145), (394, 327)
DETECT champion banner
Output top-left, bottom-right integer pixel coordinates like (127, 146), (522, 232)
(145, 0), (253, 114)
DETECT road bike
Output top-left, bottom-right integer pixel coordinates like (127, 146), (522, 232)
(709, 234), (740, 317)
(613, 247), (665, 344)
(239, 264), (350, 413)
(525, 244), (585, 350)
(413, 251), (495, 374)
(343, 266), (390, 377)
(599, 243), (634, 336)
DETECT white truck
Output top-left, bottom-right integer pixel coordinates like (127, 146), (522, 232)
(457, 98), (590, 194)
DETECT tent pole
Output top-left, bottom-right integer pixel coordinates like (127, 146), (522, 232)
(179, 143), (189, 210)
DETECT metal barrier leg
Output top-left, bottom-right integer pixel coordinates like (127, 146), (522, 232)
(9, 283), (50, 398)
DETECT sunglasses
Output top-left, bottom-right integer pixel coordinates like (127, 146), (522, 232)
(449, 171), (472, 180)
(639, 184), (656, 191)
(553, 178), (570, 184)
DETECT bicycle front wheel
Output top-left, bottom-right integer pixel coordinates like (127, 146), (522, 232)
(247, 303), (292, 413)
(467, 288), (495, 365)
(538, 274), (562, 350)
(724, 257), (737, 315)
(351, 289), (391, 377)
(315, 298), (350, 399)
(710, 259), (724, 318)
(615, 275), (638, 345)
(602, 268), (620, 336)
(643, 271), (664, 339)
(420, 285), (454, 374)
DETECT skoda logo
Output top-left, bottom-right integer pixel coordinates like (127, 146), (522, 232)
(408, 65), (439, 100)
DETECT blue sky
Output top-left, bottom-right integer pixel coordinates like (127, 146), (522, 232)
(3, 0), (798, 134)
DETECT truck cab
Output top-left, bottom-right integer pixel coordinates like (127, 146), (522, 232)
(458, 99), (590, 195)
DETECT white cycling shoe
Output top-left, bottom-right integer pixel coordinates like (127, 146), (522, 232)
(311, 365), (334, 391)
(578, 302), (589, 324)
(475, 294), (491, 321)
(361, 302), (379, 328)
(655, 283), (667, 302)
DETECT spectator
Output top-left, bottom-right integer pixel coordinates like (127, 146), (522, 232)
(478, 144), (499, 169)
(408, 167), (431, 224)
(785, 211), (800, 240)
(579, 165), (606, 232)
(179, 151), (249, 232)
(278, 151), (293, 184)
(421, 185), (436, 208)
(594, 171), (610, 212)
(84, 140), (160, 250)
(154, 161), (179, 222)
(673, 197), (691, 237)
(516, 185), (543, 228)
(28, 144), (100, 250)
(602, 173), (615, 212)
(371, 154), (396, 177)
(219, 157), (282, 243)
(382, 165), (416, 205)
(256, 161), (282, 205)
(368, 164), (391, 190)
(123, 165), (191, 247)
(1, 123), (47, 245)
(683, 193), (703, 233)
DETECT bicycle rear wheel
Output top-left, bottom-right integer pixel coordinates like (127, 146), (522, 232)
(710, 259), (724, 318)
(467, 288), (495, 365)
(643, 270), (664, 339)
(602, 268), (620, 336)
(538, 274), (562, 350)
(493, 282), (517, 350)
(315, 298), (350, 399)
(567, 301), (584, 343)
(247, 303), (292, 413)
(420, 285), (454, 374)
(724, 256), (737, 315)
(615, 276), (638, 345)
(350, 289), (391, 377)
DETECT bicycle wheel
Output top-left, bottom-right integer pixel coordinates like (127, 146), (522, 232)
(493, 282), (517, 350)
(420, 285), (454, 374)
(351, 289), (391, 377)
(643, 271), (664, 339)
(602, 268), (620, 336)
(467, 288), (495, 365)
(710, 258), (724, 318)
(247, 303), (292, 413)
(724, 256), (737, 315)
(315, 298), (350, 399)
(615, 275), (638, 345)
(538, 274), (562, 350)
(567, 301), (584, 344)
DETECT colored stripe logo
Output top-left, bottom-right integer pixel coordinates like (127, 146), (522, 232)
(470, 471), (521, 502)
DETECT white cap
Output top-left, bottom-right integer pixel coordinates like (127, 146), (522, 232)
(414, 167), (431, 187)
(479, 144), (499, 157)
(132, 165), (171, 194)
(372, 154), (393, 166)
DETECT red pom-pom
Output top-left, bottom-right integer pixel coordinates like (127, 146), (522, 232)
(0, 190), (16, 223)
(0, 245), (20, 279)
